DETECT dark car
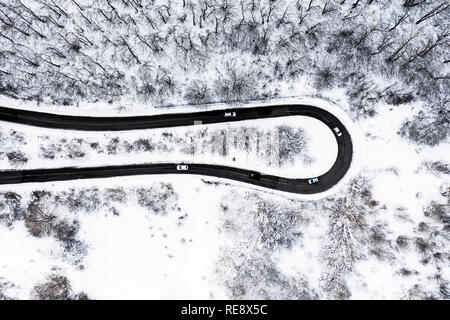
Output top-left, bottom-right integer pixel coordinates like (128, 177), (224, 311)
(248, 172), (261, 179)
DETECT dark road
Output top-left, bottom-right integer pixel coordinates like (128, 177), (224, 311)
(0, 104), (353, 194)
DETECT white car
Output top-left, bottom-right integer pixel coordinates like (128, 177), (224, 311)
(224, 111), (237, 117)
(308, 177), (319, 184)
(333, 127), (342, 137)
(176, 164), (189, 171)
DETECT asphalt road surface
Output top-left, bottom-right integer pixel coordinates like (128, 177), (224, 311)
(0, 104), (353, 194)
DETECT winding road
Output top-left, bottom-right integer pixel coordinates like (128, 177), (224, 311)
(0, 104), (353, 194)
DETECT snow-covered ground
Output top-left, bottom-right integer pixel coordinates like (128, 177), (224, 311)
(0, 96), (448, 299)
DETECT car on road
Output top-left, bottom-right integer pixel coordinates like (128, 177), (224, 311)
(308, 177), (319, 184)
(333, 127), (342, 137)
(248, 171), (261, 179)
(176, 164), (189, 171)
(224, 111), (237, 117)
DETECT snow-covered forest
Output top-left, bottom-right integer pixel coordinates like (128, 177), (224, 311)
(0, 0), (449, 300)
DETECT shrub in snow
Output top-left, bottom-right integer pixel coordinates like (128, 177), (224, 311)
(314, 67), (336, 91)
(32, 274), (87, 300)
(106, 137), (121, 155)
(343, 74), (380, 118)
(255, 201), (302, 250)
(132, 138), (155, 152)
(39, 138), (86, 160)
(56, 188), (101, 213)
(399, 109), (449, 146)
(0, 192), (25, 227)
(403, 284), (440, 300)
(396, 235), (410, 250)
(25, 191), (84, 251)
(6, 151), (28, 166)
(0, 280), (14, 300)
(384, 90), (414, 106)
(25, 195), (57, 238)
(65, 139), (86, 159)
(439, 183), (449, 198)
(277, 125), (311, 166)
(184, 80), (213, 105)
(214, 61), (258, 103)
(105, 187), (128, 204)
(136, 183), (178, 215)
(136, 67), (177, 106)
(424, 201), (449, 229)
(421, 161), (450, 176)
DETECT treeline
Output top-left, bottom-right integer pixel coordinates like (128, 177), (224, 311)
(0, 0), (448, 145)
